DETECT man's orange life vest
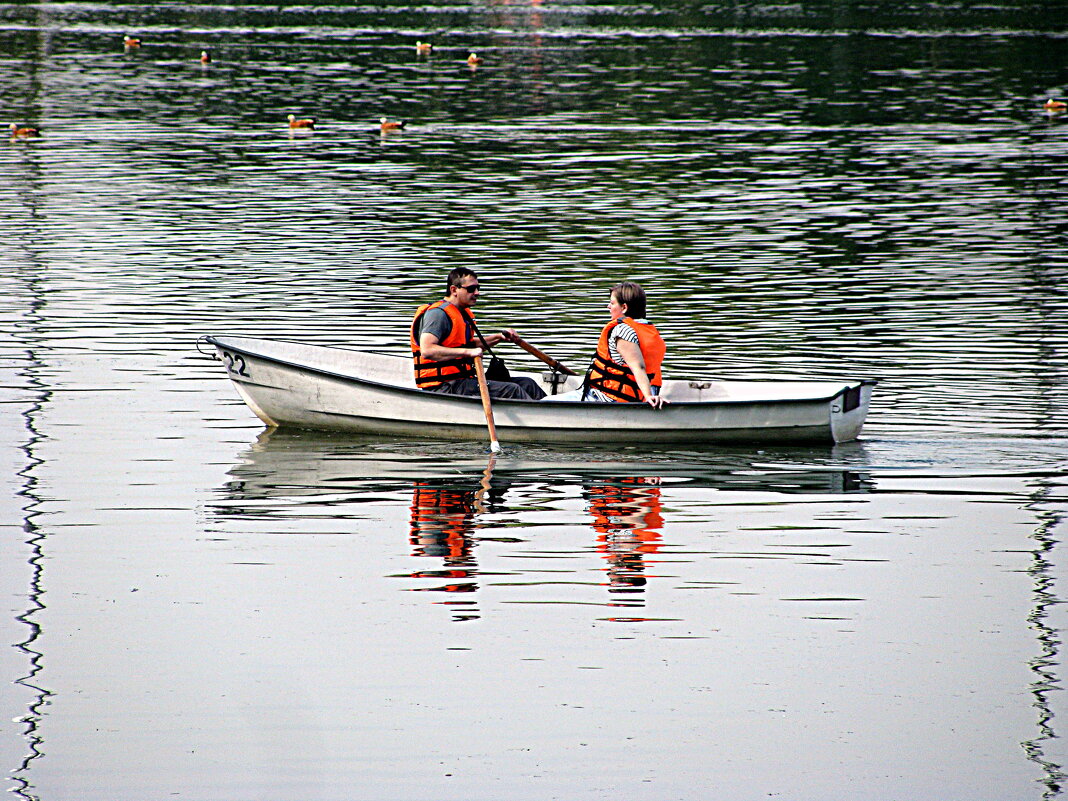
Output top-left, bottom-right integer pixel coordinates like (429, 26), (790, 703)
(585, 317), (665, 402)
(411, 300), (477, 388)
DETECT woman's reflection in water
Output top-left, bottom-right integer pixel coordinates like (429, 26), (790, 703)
(407, 457), (503, 622)
(585, 477), (663, 609)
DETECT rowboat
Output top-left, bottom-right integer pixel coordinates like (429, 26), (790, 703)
(203, 335), (876, 445)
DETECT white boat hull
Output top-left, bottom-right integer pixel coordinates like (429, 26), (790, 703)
(205, 336), (876, 445)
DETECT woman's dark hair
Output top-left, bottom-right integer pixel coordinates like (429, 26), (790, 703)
(612, 281), (647, 318)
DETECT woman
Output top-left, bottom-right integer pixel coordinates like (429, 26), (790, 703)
(549, 281), (667, 409)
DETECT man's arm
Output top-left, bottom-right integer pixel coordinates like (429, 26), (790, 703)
(417, 306), (517, 358)
(417, 306), (482, 361)
(420, 331), (482, 361)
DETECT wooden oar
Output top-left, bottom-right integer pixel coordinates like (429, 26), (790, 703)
(512, 336), (576, 376)
(473, 354), (501, 453)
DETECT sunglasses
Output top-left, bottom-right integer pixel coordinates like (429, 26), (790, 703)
(458, 283), (480, 292)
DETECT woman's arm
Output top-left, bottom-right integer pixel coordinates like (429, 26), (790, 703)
(615, 339), (666, 409)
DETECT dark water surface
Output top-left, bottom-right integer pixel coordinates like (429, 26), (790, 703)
(3, 1), (1068, 799)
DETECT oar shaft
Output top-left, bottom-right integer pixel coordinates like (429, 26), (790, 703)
(513, 337), (576, 376)
(473, 354), (501, 453)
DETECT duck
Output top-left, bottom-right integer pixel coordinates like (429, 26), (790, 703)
(288, 114), (316, 129)
(123, 35), (141, 48)
(200, 50), (211, 64)
(9, 123), (40, 138)
(1044, 98), (1067, 113)
(466, 52), (483, 66)
(415, 41), (433, 55)
(380, 117), (406, 131)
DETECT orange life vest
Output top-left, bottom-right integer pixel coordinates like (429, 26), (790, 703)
(411, 300), (477, 388)
(585, 317), (665, 402)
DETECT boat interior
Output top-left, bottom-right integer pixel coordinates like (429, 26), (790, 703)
(227, 338), (864, 405)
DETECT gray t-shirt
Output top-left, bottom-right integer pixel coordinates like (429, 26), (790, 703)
(418, 305), (475, 347)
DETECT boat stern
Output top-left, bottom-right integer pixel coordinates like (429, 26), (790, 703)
(828, 380), (877, 443)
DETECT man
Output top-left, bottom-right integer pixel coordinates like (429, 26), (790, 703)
(411, 268), (546, 400)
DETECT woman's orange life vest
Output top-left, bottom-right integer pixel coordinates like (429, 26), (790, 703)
(411, 300), (477, 388)
(586, 317), (665, 402)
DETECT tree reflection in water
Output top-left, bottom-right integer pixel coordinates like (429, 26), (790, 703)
(1022, 481), (1066, 799)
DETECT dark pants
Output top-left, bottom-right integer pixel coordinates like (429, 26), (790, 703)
(429, 376), (546, 400)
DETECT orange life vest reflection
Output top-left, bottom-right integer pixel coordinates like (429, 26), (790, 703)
(586, 477), (663, 601)
(407, 467), (503, 621)
(408, 482), (481, 622)
(409, 483), (479, 586)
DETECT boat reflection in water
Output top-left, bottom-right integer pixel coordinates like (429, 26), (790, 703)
(210, 430), (874, 621)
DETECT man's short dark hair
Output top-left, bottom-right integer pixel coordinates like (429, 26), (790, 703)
(612, 281), (647, 318)
(447, 267), (477, 293)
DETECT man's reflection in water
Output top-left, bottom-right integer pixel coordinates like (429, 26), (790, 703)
(585, 477), (663, 609)
(407, 457), (503, 622)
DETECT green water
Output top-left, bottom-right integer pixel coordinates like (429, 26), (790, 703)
(3, 2), (1067, 798)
